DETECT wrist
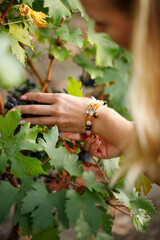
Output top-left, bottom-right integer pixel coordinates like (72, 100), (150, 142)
(92, 106), (134, 152)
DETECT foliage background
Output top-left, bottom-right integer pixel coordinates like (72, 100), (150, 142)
(0, 1), (160, 240)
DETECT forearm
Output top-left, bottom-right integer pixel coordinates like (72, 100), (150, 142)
(92, 106), (134, 153)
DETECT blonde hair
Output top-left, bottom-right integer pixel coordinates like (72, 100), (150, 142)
(125, 0), (160, 185)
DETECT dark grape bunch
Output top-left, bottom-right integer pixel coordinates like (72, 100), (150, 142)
(80, 72), (95, 87)
(14, 78), (36, 96)
(4, 78), (37, 116)
(4, 79), (62, 114)
(4, 96), (38, 115)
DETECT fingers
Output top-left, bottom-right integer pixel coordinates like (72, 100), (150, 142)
(18, 104), (55, 115)
(20, 92), (61, 104)
(84, 137), (102, 158)
(60, 133), (86, 142)
(84, 137), (100, 151)
(19, 116), (56, 126)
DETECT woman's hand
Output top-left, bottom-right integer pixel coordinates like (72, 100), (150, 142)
(61, 133), (120, 159)
(16, 93), (92, 133)
(13, 92), (134, 155)
(84, 136), (121, 159)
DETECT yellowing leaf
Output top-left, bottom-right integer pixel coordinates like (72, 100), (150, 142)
(20, 4), (48, 28)
(135, 174), (153, 196)
(29, 9), (48, 28)
(9, 36), (26, 64)
(19, 3), (30, 16)
(9, 24), (33, 48)
(9, 24), (33, 64)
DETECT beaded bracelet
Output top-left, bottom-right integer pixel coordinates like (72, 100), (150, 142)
(84, 97), (107, 138)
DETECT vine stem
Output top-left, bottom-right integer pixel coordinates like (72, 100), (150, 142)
(59, 135), (82, 149)
(26, 51), (45, 87)
(41, 56), (54, 93)
(41, 173), (80, 188)
(41, 18), (65, 93)
(0, 0), (15, 24)
(0, 94), (5, 117)
(19, 43), (49, 92)
(109, 203), (131, 216)
(91, 156), (109, 183)
(41, 157), (51, 167)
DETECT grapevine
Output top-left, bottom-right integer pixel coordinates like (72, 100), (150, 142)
(0, 0), (157, 240)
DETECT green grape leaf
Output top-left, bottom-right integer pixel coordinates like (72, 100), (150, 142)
(0, 107), (21, 138)
(55, 21), (84, 48)
(132, 209), (151, 233)
(105, 58), (131, 109)
(21, 181), (54, 233)
(9, 24), (33, 65)
(135, 174), (153, 196)
(44, 0), (71, 21)
(102, 158), (119, 178)
(38, 126), (59, 157)
(60, 0), (70, 8)
(73, 53), (103, 79)
(50, 45), (70, 62)
(74, 213), (92, 240)
(65, 190), (82, 225)
(130, 197), (156, 214)
(21, 182), (68, 232)
(8, 36), (26, 65)
(66, 0), (88, 20)
(95, 232), (114, 240)
(113, 186), (155, 232)
(0, 109), (45, 177)
(95, 67), (119, 85)
(31, 225), (60, 240)
(88, 20), (119, 67)
(23, 0), (34, 6)
(0, 34), (25, 89)
(51, 190), (69, 228)
(51, 147), (82, 177)
(95, 57), (131, 109)
(39, 126), (82, 176)
(67, 76), (82, 97)
(100, 211), (113, 236)
(82, 171), (107, 193)
(0, 181), (19, 223)
(66, 189), (103, 235)
(63, 153), (83, 176)
(17, 0), (34, 5)
(130, 197), (156, 232)
(9, 24), (33, 48)
(113, 187), (138, 208)
(49, 147), (68, 171)
(14, 176), (34, 235)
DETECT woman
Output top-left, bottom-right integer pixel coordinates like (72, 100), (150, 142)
(14, 0), (160, 184)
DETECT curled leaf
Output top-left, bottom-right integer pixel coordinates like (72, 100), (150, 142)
(19, 4), (30, 16)
(20, 4), (48, 28)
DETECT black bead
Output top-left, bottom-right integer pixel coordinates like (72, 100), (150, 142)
(93, 112), (99, 118)
(86, 126), (91, 130)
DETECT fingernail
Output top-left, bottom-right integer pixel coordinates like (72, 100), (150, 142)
(97, 148), (102, 153)
(10, 108), (16, 112)
(19, 120), (26, 125)
(20, 95), (27, 100)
